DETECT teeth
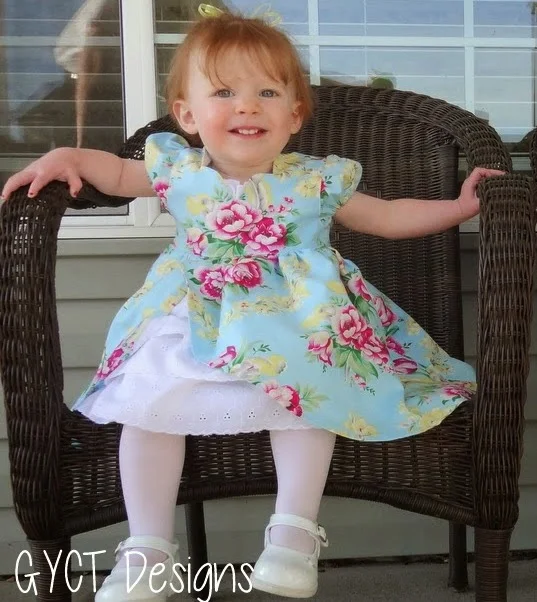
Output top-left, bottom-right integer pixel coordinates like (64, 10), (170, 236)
(236, 128), (260, 135)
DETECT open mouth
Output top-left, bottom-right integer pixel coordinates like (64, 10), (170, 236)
(229, 128), (267, 137)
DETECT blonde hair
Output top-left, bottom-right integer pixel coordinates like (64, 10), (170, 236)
(165, 11), (314, 123)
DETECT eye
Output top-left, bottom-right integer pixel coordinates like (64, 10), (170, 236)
(214, 89), (233, 98)
(260, 89), (279, 98)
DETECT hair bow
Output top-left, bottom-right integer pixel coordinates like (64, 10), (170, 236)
(198, 3), (282, 27)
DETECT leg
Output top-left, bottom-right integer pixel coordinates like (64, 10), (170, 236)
(251, 428), (336, 598)
(474, 527), (512, 602)
(270, 428), (336, 553)
(96, 426), (186, 601)
(448, 522), (468, 591)
(27, 538), (71, 602)
(118, 426), (185, 565)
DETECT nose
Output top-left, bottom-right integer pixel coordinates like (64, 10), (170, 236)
(235, 93), (260, 114)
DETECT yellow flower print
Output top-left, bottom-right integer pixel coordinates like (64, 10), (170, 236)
(160, 289), (187, 313)
(156, 259), (183, 276)
(406, 317), (422, 336)
(273, 153), (305, 178)
(426, 360), (451, 380)
(131, 281), (154, 301)
(186, 194), (217, 215)
(327, 280), (347, 295)
(295, 172), (323, 198)
(172, 152), (201, 174)
(341, 160), (362, 196)
(420, 335), (439, 353)
(302, 303), (336, 329)
(142, 308), (156, 320)
(257, 180), (274, 209)
(145, 140), (161, 173)
(247, 355), (287, 377)
(280, 255), (311, 278)
(198, 325), (219, 341)
(343, 413), (379, 440)
(418, 407), (453, 431)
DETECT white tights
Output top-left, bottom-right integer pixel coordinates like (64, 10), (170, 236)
(116, 425), (336, 566)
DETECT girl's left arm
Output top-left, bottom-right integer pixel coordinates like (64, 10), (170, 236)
(334, 167), (505, 239)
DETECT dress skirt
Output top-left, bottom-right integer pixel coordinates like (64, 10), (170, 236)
(74, 296), (311, 435)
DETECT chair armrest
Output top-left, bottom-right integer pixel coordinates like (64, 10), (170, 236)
(0, 182), (72, 536)
(474, 173), (536, 528)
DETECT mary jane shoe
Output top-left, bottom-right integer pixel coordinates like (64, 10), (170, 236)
(251, 513), (329, 598)
(95, 535), (179, 602)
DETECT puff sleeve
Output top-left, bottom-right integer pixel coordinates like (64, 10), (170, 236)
(144, 132), (192, 207)
(320, 155), (363, 219)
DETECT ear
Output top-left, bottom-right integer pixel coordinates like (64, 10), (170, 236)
(172, 99), (198, 135)
(290, 101), (303, 134)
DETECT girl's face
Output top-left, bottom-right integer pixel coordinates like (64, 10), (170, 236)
(173, 48), (303, 181)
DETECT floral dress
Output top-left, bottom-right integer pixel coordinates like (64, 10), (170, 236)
(72, 132), (476, 441)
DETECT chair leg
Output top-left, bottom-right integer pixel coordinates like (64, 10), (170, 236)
(448, 522), (468, 591)
(26, 538), (72, 602)
(185, 502), (210, 601)
(475, 527), (512, 602)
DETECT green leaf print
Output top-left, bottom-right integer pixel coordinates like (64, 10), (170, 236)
(297, 384), (328, 410)
(350, 295), (376, 322)
(346, 350), (378, 381)
(333, 346), (352, 368)
(385, 324), (400, 338)
(286, 233), (300, 247)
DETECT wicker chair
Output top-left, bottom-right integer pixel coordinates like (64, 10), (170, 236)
(1, 85), (535, 602)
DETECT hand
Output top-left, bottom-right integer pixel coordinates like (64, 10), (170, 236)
(457, 167), (506, 218)
(1, 148), (83, 201)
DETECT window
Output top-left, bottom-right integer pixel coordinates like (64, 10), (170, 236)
(2, 0), (536, 238)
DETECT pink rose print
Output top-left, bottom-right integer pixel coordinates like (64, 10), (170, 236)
(186, 228), (208, 256)
(353, 374), (367, 388)
(208, 345), (237, 368)
(195, 266), (227, 299)
(225, 258), (263, 289)
(392, 357), (418, 374)
(205, 200), (262, 240)
(307, 331), (334, 366)
(241, 217), (287, 257)
(386, 336), (406, 356)
(373, 296), (397, 327)
(153, 177), (170, 210)
(97, 347), (124, 379)
(443, 383), (474, 399)
(320, 179), (327, 195)
(347, 275), (372, 301)
(332, 306), (374, 350)
(361, 335), (390, 365)
(332, 306), (390, 365)
(284, 196), (294, 204)
(263, 381), (303, 417)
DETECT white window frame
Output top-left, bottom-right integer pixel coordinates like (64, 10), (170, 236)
(58, 0), (535, 238)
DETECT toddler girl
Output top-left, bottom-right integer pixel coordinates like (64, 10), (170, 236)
(1, 6), (503, 602)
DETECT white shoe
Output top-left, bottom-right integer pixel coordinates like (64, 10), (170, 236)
(95, 535), (179, 602)
(251, 513), (329, 598)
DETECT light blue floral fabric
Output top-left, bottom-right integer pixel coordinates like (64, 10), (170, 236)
(73, 132), (476, 441)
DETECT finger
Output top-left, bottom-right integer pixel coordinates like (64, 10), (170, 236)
(1, 171), (36, 200)
(472, 167), (506, 178)
(27, 173), (52, 197)
(66, 169), (83, 197)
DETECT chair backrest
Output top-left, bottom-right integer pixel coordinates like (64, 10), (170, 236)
(119, 85), (467, 358)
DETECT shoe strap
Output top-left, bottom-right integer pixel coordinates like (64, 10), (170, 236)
(265, 513), (329, 555)
(114, 536), (178, 562)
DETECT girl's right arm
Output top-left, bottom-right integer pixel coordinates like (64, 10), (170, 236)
(1, 147), (154, 201)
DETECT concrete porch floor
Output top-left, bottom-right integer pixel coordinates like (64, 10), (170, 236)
(1, 558), (535, 601)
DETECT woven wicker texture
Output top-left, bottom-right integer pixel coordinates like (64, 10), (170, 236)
(1, 86), (535, 602)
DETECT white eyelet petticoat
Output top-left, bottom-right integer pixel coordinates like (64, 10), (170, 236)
(74, 296), (310, 435)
